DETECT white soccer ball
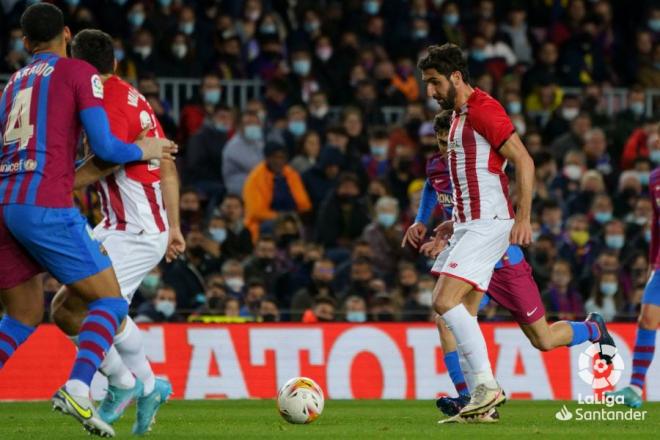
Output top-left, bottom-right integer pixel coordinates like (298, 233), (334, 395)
(277, 377), (324, 424)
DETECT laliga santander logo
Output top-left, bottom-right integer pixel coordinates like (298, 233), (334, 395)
(578, 343), (624, 390)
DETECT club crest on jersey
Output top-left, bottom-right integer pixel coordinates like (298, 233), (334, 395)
(140, 111), (153, 130)
(448, 140), (458, 151)
(91, 75), (103, 99)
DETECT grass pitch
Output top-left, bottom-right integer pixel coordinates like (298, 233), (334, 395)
(0, 400), (657, 439)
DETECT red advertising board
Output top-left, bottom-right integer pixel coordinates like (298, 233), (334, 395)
(0, 323), (657, 401)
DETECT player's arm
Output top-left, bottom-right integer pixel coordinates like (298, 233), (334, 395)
(160, 156), (185, 262)
(73, 155), (119, 189)
(402, 180), (434, 248)
(650, 184), (658, 271)
(499, 132), (535, 246)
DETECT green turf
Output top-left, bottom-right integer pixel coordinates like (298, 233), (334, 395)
(0, 400), (657, 439)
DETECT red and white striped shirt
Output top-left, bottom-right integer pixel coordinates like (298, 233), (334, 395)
(97, 76), (168, 234)
(447, 88), (515, 223)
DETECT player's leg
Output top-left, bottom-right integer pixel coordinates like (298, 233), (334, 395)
(435, 315), (471, 416)
(0, 276), (42, 369)
(3, 204), (122, 436)
(488, 261), (613, 352)
(606, 270), (660, 408)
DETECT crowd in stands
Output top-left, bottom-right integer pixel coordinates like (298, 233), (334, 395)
(2, 0), (660, 323)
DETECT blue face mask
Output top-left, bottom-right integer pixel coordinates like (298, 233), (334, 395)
(363, 0), (380, 15)
(648, 19), (660, 32)
(370, 145), (387, 157)
(639, 172), (650, 186)
(10, 38), (24, 53)
(115, 0), (129, 5)
(346, 310), (367, 323)
(304, 21), (320, 33)
(600, 282), (618, 296)
(651, 150), (660, 164)
(471, 49), (487, 62)
(244, 125), (263, 142)
(214, 122), (229, 132)
(155, 300), (176, 318)
(605, 235), (624, 250)
(594, 211), (612, 224)
(645, 229), (652, 243)
(114, 48), (125, 62)
(507, 101), (522, 115)
(443, 13), (459, 26)
(66, 0), (80, 6)
(630, 102), (645, 116)
(203, 89), (221, 105)
(377, 212), (397, 228)
(413, 29), (429, 40)
(260, 24), (277, 34)
(158, 0), (172, 6)
(180, 22), (195, 35)
(293, 59), (311, 76)
(288, 120), (306, 137)
(128, 12), (145, 28)
(209, 228), (227, 243)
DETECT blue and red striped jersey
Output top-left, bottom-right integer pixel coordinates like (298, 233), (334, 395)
(0, 52), (103, 207)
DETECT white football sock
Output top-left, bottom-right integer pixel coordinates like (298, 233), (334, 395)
(100, 345), (136, 390)
(114, 316), (155, 396)
(442, 304), (498, 389)
(458, 348), (476, 395)
(65, 379), (90, 398)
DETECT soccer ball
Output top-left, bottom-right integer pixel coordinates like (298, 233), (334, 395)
(276, 377), (324, 424)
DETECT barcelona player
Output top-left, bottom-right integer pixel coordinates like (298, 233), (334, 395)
(0, 4), (175, 437)
(607, 167), (660, 408)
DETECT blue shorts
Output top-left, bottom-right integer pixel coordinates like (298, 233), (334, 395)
(478, 293), (491, 311)
(1, 205), (111, 285)
(643, 270), (660, 307)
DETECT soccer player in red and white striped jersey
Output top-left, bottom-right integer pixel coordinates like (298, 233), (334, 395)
(418, 43), (535, 419)
(50, 29), (184, 435)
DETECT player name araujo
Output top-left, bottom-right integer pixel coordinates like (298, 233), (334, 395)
(5, 61), (55, 86)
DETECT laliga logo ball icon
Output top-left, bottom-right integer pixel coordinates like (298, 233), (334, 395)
(578, 343), (624, 390)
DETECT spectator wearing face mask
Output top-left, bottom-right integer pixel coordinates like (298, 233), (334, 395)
(243, 142), (312, 240)
(240, 279), (268, 318)
(369, 293), (398, 322)
(360, 196), (407, 276)
(612, 86), (647, 150)
(190, 274), (227, 317)
(613, 170), (643, 217)
(302, 295), (337, 323)
(362, 126), (391, 180)
(130, 28), (159, 76)
(243, 236), (279, 294)
(268, 106), (309, 158)
(600, 219), (626, 255)
(259, 296), (280, 322)
(219, 195), (254, 260)
(162, 228), (222, 309)
(133, 267), (162, 307)
(179, 73), (223, 144)
(290, 258), (336, 321)
(343, 295), (368, 323)
(221, 259), (246, 299)
(290, 131), (322, 175)
(542, 260), (585, 321)
(558, 214), (600, 280)
(402, 274), (434, 322)
(589, 193), (615, 234)
(178, 187), (203, 234)
(222, 111), (266, 197)
(565, 170), (606, 217)
(552, 150), (587, 199)
(315, 172), (370, 250)
(185, 104), (234, 203)
(585, 271), (622, 322)
(288, 47), (320, 104)
(307, 91), (331, 134)
(135, 285), (184, 323)
(158, 32), (199, 78)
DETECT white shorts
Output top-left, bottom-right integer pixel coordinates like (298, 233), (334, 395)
(93, 226), (168, 303)
(431, 218), (514, 292)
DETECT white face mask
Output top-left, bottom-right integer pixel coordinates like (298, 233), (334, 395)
(563, 164), (583, 181)
(418, 289), (433, 307)
(226, 277), (244, 291)
(155, 300), (175, 317)
(562, 107), (579, 121)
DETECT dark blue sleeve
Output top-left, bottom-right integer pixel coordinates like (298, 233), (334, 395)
(415, 180), (437, 224)
(80, 106), (142, 164)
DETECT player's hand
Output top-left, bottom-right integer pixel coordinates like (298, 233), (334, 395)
(510, 219), (533, 246)
(419, 234), (447, 258)
(137, 137), (178, 161)
(433, 220), (454, 240)
(401, 222), (427, 248)
(166, 227), (186, 263)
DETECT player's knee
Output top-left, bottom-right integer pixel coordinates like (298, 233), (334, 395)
(433, 294), (458, 315)
(638, 312), (658, 331)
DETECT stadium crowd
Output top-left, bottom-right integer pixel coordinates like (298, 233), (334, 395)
(2, 0), (660, 324)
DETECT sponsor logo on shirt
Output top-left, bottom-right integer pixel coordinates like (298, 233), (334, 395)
(0, 159), (38, 174)
(91, 74), (104, 99)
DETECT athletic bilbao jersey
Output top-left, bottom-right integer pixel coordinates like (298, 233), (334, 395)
(649, 168), (660, 269)
(0, 53), (103, 207)
(428, 153), (523, 268)
(448, 88), (515, 223)
(96, 76), (167, 234)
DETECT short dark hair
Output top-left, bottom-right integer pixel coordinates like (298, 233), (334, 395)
(368, 126), (389, 140)
(417, 43), (469, 83)
(71, 29), (114, 75)
(433, 110), (452, 133)
(21, 3), (64, 45)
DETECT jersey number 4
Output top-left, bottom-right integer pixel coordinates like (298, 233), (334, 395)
(3, 87), (35, 150)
